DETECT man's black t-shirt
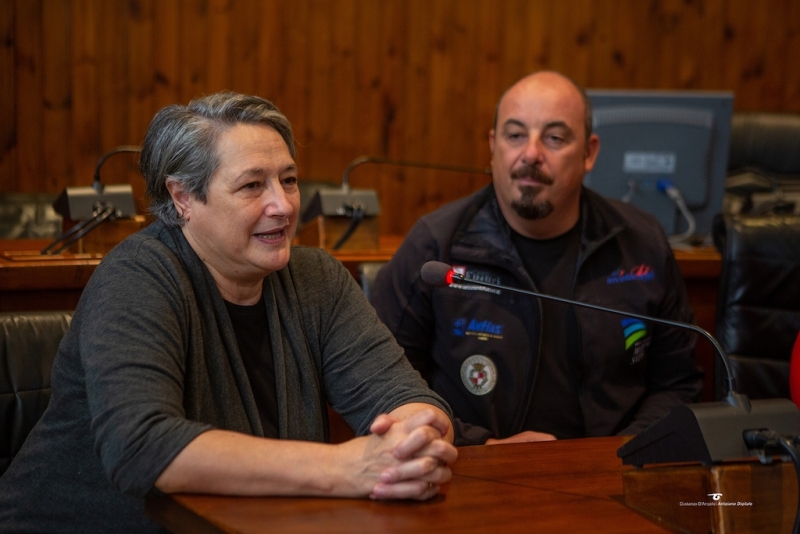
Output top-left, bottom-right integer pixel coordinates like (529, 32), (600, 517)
(511, 223), (585, 438)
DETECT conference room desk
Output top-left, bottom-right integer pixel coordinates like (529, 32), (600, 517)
(145, 436), (669, 533)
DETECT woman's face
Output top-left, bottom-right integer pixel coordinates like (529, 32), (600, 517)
(172, 123), (300, 288)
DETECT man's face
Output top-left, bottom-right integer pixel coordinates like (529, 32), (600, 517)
(489, 72), (599, 238)
(174, 123), (300, 285)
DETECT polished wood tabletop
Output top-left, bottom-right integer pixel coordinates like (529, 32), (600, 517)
(145, 436), (668, 533)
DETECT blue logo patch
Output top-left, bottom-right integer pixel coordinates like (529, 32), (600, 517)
(452, 318), (504, 340)
(607, 264), (655, 284)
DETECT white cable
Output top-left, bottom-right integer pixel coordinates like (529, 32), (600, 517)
(659, 180), (696, 245)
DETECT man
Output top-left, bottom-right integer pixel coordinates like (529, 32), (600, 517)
(371, 71), (703, 446)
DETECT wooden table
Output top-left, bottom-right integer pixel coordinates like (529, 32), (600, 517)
(145, 436), (668, 533)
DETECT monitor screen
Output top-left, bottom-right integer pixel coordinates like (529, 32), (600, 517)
(583, 90), (734, 245)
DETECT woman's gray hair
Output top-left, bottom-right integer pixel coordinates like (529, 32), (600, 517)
(140, 92), (295, 227)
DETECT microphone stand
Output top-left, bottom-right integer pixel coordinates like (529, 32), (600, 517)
(42, 146), (140, 255)
(312, 156), (491, 251)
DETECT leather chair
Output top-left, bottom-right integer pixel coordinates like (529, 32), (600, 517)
(357, 261), (387, 302)
(0, 311), (73, 475)
(725, 112), (800, 216)
(713, 215), (800, 400)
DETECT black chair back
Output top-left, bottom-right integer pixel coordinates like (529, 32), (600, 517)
(358, 261), (387, 302)
(713, 215), (800, 399)
(0, 311), (72, 475)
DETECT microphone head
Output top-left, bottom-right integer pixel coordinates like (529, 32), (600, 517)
(420, 261), (455, 287)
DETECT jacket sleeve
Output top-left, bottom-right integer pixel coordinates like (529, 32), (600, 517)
(619, 250), (704, 435)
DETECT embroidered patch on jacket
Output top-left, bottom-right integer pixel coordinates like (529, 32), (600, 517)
(460, 354), (498, 396)
(448, 265), (501, 295)
(607, 264), (655, 284)
(452, 318), (504, 340)
(621, 318), (651, 364)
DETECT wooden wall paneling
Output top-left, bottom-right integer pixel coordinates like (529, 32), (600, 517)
(126, 0), (155, 212)
(550, 0), (595, 87)
(722, 1), (769, 110)
(153, 0), (180, 111)
(351, 0), (384, 171)
(759, 1), (797, 110)
(253, 0), (284, 108)
(474, 0), (502, 148)
(598, 0), (650, 89)
(323, 0), (360, 180)
(0, 0), (16, 187)
(179, 0), (209, 104)
(649, 0), (691, 89)
(370, 2), (408, 237)
(394, 0), (433, 233)
(5, 0), (800, 217)
(98, 1), (129, 163)
(207, 0), (232, 94)
(426, 0), (489, 211)
(275, 1), (311, 180)
(685, 0), (727, 91)
(229, 0), (258, 95)
(785, 1), (800, 109)
(510, 0), (555, 81)
(15, 0), (43, 193)
(42, 0), (72, 192)
(352, 0), (383, 157)
(302, 0), (360, 183)
(71, 0), (100, 188)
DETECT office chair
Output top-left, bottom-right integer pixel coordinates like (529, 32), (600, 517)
(357, 261), (387, 302)
(0, 311), (72, 475)
(725, 112), (800, 216)
(713, 215), (800, 400)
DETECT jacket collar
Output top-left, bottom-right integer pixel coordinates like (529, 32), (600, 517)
(451, 185), (629, 266)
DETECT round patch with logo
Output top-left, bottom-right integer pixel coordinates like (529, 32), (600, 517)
(460, 354), (497, 396)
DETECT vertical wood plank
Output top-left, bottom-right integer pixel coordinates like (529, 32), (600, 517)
(153, 0), (180, 110)
(722, 0), (769, 110)
(207, 0), (231, 93)
(15, 0), (43, 192)
(95, 0), (131, 194)
(126, 0), (155, 212)
(229, 0), (258, 94)
(0, 0), (16, 190)
(42, 0), (72, 191)
(179, 0), (208, 103)
(783, 0), (800, 109)
(71, 0), (100, 186)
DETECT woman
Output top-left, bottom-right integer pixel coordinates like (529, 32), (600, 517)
(0, 92), (456, 533)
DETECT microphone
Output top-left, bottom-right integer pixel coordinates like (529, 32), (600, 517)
(421, 260), (800, 467)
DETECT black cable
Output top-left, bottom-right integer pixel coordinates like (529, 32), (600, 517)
(331, 205), (365, 251)
(92, 145), (142, 194)
(781, 437), (800, 534)
(41, 205), (117, 255)
(743, 430), (800, 534)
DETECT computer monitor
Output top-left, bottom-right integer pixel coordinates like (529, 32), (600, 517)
(583, 89), (734, 244)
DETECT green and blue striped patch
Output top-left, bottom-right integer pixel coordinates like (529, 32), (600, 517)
(621, 318), (647, 350)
